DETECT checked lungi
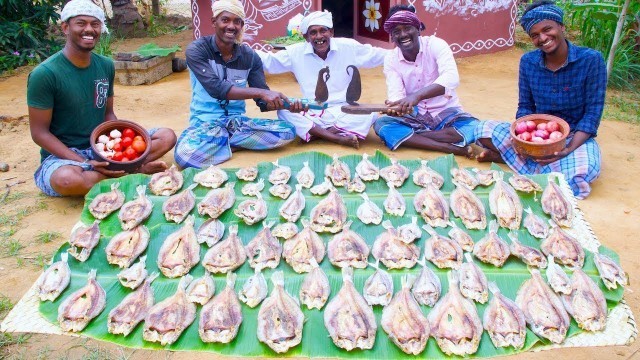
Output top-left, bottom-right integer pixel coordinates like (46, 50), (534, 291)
(476, 120), (601, 199)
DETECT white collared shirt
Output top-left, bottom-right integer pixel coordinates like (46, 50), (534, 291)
(258, 38), (388, 106)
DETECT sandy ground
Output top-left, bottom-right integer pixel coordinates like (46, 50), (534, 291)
(0, 30), (639, 359)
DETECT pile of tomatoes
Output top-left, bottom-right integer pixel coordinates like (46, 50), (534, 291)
(95, 127), (147, 162)
(514, 119), (564, 143)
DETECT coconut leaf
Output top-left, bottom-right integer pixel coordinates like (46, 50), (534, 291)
(40, 151), (624, 357)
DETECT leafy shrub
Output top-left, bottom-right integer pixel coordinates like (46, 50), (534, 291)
(0, 0), (65, 73)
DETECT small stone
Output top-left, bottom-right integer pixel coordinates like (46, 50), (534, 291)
(0, 162), (9, 172)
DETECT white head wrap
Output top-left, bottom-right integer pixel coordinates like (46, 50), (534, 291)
(61, 0), (109, 34)
(300, 10), (333, 35)
(212, 0), (246, 44)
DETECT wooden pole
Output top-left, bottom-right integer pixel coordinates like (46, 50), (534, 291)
(606, 0), (631, 78)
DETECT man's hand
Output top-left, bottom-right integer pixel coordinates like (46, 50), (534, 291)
(536, 148), (572, 166)
(287, 99), (309, 113)
(385, 94), (421, 116)
(260, 90), (287, 110)
(88, 160), (126, 177)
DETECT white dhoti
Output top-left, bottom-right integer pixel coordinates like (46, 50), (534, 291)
(277, 105), (376, 141)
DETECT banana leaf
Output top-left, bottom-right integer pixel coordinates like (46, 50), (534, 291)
(39, 151), (624, 358)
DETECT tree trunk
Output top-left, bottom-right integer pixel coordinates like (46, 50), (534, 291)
(151, 0), (160, 16)
(606, 0), (631, 78)
(111, 0), (145, 37)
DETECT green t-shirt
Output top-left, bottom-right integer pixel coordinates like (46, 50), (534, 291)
(27, 51), (115, 162)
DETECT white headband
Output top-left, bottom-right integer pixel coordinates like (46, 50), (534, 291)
(61, 0), (109, 34)
(300, 10), (333, 35)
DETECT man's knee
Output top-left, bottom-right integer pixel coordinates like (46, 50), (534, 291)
(152, 128), (177, 151)
(49, 167), (88, 195)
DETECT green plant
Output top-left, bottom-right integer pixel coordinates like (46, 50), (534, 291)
(0, 0), (65, 73)
(94, 33), (116, 58)
(35, 231), (61, 244)
(145, 14), (187, 37)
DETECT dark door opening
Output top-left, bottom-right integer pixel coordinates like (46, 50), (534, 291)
(321, 1), (353, 38)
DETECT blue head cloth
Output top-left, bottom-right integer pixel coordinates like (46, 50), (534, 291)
(520, 3), (564, 34)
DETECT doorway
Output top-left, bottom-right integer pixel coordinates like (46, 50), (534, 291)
(321, 0), (353, 37)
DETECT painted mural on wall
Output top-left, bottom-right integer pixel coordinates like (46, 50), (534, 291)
(357, 0), (389, 42)
(422, 0), (514, 19)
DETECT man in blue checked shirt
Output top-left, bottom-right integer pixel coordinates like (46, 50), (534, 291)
(474, 0), (606, 199)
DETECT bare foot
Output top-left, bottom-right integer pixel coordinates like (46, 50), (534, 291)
(477, 149), (503, 163)
(337, 134), (360, 149)
(465, 145), (477, 160)
(138, 160), (168, 174)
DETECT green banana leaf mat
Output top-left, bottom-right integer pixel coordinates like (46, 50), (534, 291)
(37, 151), (626, 358)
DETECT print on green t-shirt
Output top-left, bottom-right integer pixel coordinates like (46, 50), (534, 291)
(27, 51), (115, 162)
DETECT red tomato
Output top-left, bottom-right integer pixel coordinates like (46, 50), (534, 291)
(121, 157), (130, 162)
(133, 135), (144, 142)
(121, 136), (133, 148)
(124, 147), (137, 159)
(112, 151), (124, 161)
(546, 121), (560, 133)
(122, 128), (135, 138)
(113, 142), (122, 152)
(131, 140), (147, 154)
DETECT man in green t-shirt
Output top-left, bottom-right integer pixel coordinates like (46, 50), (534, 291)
(28, 0), (176, 197)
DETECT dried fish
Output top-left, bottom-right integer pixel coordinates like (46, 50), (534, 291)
(363, 260), (394, 306)
(299, 257), (331, 310)
(239, 267), (268, 308)
(148, 164), (183, 196)
(236, 166), (258, 181)
(245, 221), (281, 270)
(447, 221), (474, 252)
(489, 172), (523, 230)
(241, 178), (265, 197)
(203, 224), (247, 274)
(411, 257), (441, 307)
(594, 252), (628, 290)
(459, 253), (488, 303)
(355, 153), (380, 181)
(143, 275), (196, 345)
(483, 282), (526, 350)
(268, 160), (291, 185)
(196, 218), (225, 247)
(413, 160), (445, 188)
(199, 272), (243, 343)
(515, 269), (570, 344)
(157, 216), (200, 278)
(68, 220), (101, 262)
(413, 178), (449, 227)
(118, 185), (153, 230)
(523, 207), (549, 239)
(108, 273), (158, 336)
(283, 219), (325, 273)
(357, 192), (383, 225)
(36, 252), (70, 301)
(105, 225), (150, 268)
(257, 271), (304, 353)
(384, 182), (406, 216)
(380, 159), (409, 187)
(561, 268), (608, 331)
(186, 271), (215, 305)
(509, 174), (542, 193)
(451, 167), (479, 189)
(234, 192), (267, 225)
(198, 182), (236, 219)
(327, 220), (370, 269)
(541, 223), (585, 268)
(541, 175), (574, 227)
(88, 182), (125, 219)
(162, 183), (197, 223)
(428, 271), (483, 356)
(193, 165), (228, 188)
(117, 255), (148, 289)
(269, 183), (292, 199)
(546, 255), (572, 295)
(450, 183), (486, 230)
(57, 269), (106, 332)
(310, 187), (347, 233)
(279, 184), (305, 222)
(325, 154), (351, 187)
(324, 267), (377, 350)
(422, 223), (463, 270)
(372, 220), (419, 269)
(508, 231), (547, 268)
(382, 275), (430, 355)
(346, 174), (366, 193)
(472, 220), (510, 267)
(472, 168), (498, 186)
(398, 216), (422, 244)
(296, 161), (315, 188)
(310, 176), (333, 195)
(272, 222), (298, 240)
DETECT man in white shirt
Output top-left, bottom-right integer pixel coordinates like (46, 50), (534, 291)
(258, 10), (388, 149)
(374, 5), (479, 155)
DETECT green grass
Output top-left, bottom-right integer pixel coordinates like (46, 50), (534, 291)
(0, 295), (30, 359)
(4, 239), (23, 256)
(0, 294), (12, 318)
(604, 90), (640, 124)
(35, 231), (61, 244)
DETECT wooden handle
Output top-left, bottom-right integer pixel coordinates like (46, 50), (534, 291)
(341, 104), (392, 114)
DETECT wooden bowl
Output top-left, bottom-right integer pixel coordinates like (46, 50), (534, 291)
(510, 114), (570, 159)
(90, 120), (151, 172)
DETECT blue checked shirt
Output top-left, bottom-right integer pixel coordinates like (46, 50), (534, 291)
(516, 41), (607, 136)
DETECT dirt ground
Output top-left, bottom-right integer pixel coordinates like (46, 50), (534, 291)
(0, 30), (639, 359)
